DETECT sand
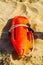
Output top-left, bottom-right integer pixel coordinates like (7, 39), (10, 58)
(0, 0), (43, 65)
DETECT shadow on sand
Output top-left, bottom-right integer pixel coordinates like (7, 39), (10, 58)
(0, 19), (20, 60)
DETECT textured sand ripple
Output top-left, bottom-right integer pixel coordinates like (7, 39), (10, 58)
(0, 0), (43, 65)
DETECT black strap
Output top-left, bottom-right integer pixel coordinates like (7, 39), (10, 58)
(26, 24), (34, 33)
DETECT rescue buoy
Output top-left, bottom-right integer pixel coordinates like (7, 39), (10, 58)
(9, 16), (34, 57)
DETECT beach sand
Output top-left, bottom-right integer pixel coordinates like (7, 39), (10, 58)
(0, 0), (43, 65)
